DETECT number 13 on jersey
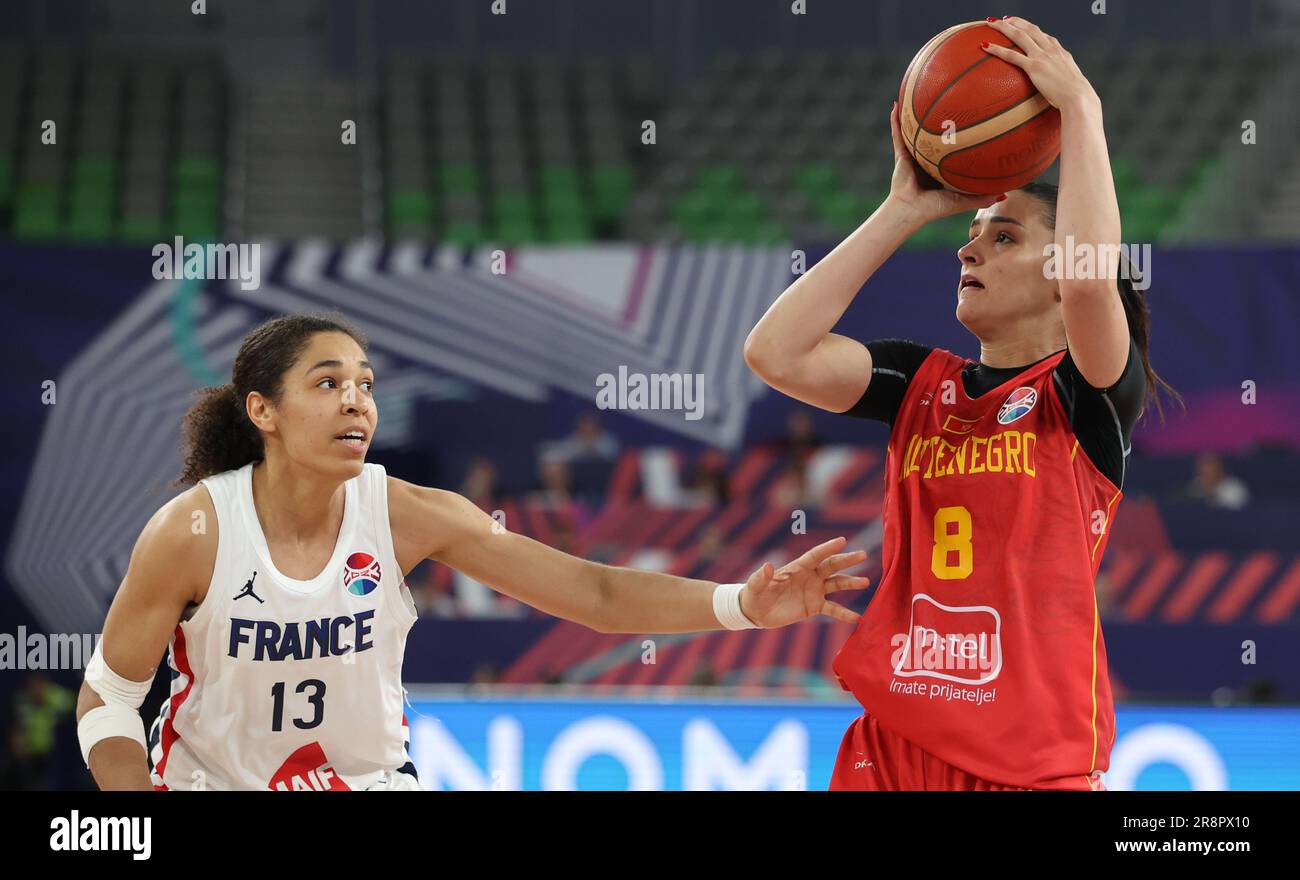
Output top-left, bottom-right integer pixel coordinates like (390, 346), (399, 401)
(931, 505), (973, 580)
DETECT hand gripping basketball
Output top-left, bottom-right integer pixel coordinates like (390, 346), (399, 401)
(887, 99), (1004, 224)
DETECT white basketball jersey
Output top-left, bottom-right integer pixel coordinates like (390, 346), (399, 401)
(148, 461), (418, 791)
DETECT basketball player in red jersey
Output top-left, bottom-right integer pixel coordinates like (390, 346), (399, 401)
(745, 17), (1178, 790)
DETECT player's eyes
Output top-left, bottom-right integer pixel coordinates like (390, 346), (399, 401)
(967, 231), (1014, 244)
(318, 376), (374, 392)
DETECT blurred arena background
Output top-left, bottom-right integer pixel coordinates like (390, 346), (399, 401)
(2, 0), (1299, 790)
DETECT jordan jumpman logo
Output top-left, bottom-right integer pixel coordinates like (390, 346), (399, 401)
(235, 571), (263, 603)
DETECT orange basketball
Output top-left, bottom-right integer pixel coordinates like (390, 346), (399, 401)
(898, 21), (1061, 195)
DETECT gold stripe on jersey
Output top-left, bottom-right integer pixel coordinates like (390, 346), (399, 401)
(1087, 594), (1101, 780)
(1090, 489), (1122, 562)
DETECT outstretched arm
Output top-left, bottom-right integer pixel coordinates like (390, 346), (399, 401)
(389, 478), (869, 634)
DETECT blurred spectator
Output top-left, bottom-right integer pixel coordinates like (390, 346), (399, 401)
(410, 567), (459, 618)
(470, 663), (501, 686)
(452, 568), (530, 619)
(541, 413), (620, 504)
(1244, 678), (1278, 703)
(531, 454), (576, 508)
(770, 458), (816, 508)
(695, 524), (725, 566)
(542, 412), (620, 464)
(683, 448), (730, 506)
(460, 457), (500, 507)
(688, 662), (719, 687)
(529, 455), (599, 531)
(770, 410), (822, 463)
(1, 725), (34, 790)
(1094, 569), (1114, 619)
(550, 518), (578, 555)
(1186, 452), (1250, 510)
(6, 673), (74, 790)
(1212, 678), (1279, 706)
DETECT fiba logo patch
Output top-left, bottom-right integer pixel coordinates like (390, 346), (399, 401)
(997, 386), (1038, 425)
(343, 552), (382, 596)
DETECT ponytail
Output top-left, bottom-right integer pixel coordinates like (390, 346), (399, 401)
(1113, 256), (1184, 424)
(173, 382), (265, 487)
(172, 310), (369, 487)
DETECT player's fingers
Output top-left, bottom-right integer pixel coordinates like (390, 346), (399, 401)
(820, 600), (861, 625)
(801, 535), (848, 567)
(988, 17), (1048, 55)
(889, 100), (907, 159)
(818, 549), (868, 576)
(980, 40), (1027, 68)
(822, 575), (871, 595)
(746, 561), (775, 590)
(1001, 16), (1055, 52)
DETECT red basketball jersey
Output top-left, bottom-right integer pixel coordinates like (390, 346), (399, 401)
(832, 348), (1121, 790)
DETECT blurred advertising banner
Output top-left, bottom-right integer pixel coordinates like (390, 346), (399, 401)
(405, 693), (1300, 790)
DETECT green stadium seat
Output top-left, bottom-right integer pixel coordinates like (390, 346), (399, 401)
(545, 215), (594, 243)
(492, 192), (533, 223)
(492, 218), (540, 245)
(795, 162), (839, 199)
(753, 220), (788, 244)
(13, 179), (60, 240)
(388, 189), (435, 226)
(439, 163), (480, 194)
(815, 191), (863, 231)
(443, 221), (486, 247)
(697, 164), (743, 196)
(175, 156), (220, 188)
(727, 191), (765, 223)
(66, 207), (113, 241)
(119, 215), (165, 243)
(540, 166), (581, 194)
(671, 190), (715, 227)
(542, 189), (585, 219)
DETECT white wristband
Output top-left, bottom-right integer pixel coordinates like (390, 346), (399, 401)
(713, 582), (759, 630)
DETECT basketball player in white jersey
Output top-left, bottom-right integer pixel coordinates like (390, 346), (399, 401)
(75, 312), (869, 791)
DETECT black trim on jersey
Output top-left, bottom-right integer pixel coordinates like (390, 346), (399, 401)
(842, 336), (1144, 488)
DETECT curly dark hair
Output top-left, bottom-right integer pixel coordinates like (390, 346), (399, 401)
(173, 311), (370, 487)
(1018, 180), (1184, 424)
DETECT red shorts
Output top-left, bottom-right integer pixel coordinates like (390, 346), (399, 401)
(829, 712), (1087, 791)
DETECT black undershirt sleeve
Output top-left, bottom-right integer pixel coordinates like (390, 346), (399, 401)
(839, 335), (1145, 489)
(841, 338), (935, 425)
(1052, 334), (1146, 489)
